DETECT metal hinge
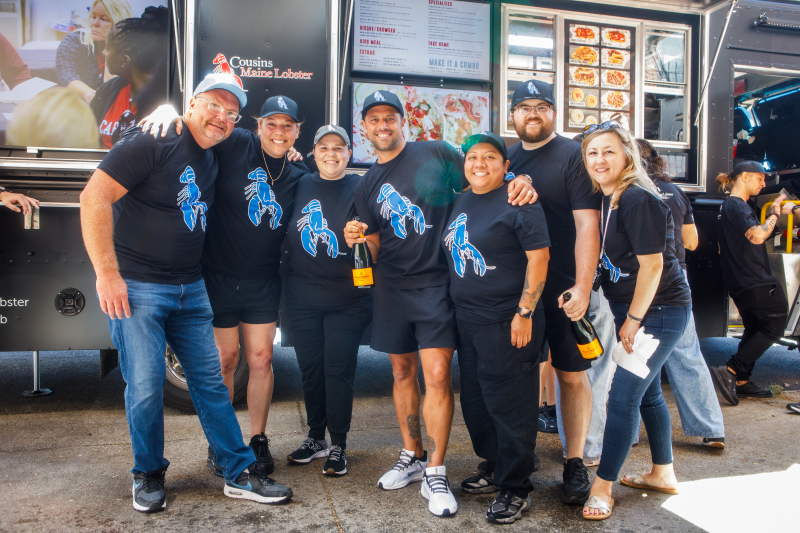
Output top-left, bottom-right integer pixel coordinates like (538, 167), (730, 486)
(23, 207), (40, 229)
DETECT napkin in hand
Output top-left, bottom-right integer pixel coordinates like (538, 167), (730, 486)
(611, 327), (660, 379)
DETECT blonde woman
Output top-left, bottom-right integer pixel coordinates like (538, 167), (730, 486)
(579, 122), (691, 520)
(56, 0), (133, 104)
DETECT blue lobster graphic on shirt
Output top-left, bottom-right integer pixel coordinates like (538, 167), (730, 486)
(296, 200), (343, 258)
(601, 251), (630, 283)
(177, 166), (207, 231)
(244, 167), (283, 229)
(443, 213), (495, 277)
(377, 183), (432, 239)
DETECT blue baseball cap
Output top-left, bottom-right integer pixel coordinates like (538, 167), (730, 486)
(462, 131), (508, 161)
(361, 90), (404, 117)
(260, 95), (299, 122)
(193, 73), (247, 109)
(512, 79), (555, 107)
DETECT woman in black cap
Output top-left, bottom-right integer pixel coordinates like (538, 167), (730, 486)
(711, 161), (790, 405)
(444, 131), (550, 524)
(283, 125), (375, 476)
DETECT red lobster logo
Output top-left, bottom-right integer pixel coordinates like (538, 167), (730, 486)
(212, 53), (244, 89)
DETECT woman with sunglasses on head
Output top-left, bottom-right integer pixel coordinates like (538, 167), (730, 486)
(579, 123), (691, 521)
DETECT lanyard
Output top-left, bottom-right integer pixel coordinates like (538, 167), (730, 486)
(600, 201), (613, 261)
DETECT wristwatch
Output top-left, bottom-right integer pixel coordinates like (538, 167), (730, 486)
(516, 306), (533, 319)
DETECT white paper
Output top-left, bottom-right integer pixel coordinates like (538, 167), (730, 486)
(611, 327), (660, 379)
(0, 77), (57, 103)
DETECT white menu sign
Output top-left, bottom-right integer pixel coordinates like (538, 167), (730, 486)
(354, 0), (490, 81)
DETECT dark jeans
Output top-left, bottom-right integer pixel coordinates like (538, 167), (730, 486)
(729, 284), (787, 381)
(288, 300), (372, 447)
(596, 301), (690, 483)
(457, 314), (543, 497)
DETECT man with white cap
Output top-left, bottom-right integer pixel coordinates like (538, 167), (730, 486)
(80, 73), (293, 513)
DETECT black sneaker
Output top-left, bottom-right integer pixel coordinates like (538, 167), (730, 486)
(736, 381), (773, 398)
(538, 404), (558, 433)
(461, 462), (497, 494)
(249, 433), (275, 476)
(132, 470), (166, 513)
(287, 437), (329, 464)
(323, 445), (347, 476)
(710, 365), (739, 406)
(788, 402), (800, 414)
(224, 467), (293, 504)
(486, 489), (531, 524)
(207, 445), (223, 478)
(702, 437), (726, 449)
(560, 458), (591, 504)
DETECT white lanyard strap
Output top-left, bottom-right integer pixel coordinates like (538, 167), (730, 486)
(600, 202), (613, 261)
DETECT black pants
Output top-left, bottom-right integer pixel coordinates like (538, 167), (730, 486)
(729, 284), (787, 381)
(288, 300), (372, 447)
(457, 315), (543, 497)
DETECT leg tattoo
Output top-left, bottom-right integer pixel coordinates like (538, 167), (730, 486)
(407, 414), (421, 440)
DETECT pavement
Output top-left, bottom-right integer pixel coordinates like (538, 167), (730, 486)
(1, 337), (799, 533)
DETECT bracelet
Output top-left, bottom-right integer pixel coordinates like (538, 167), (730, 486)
(767, 212), (779, 221)
(626, 311), (643, 323)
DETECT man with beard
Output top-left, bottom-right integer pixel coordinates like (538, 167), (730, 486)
(507, 79), (612, 506)
(343, 90), (536, 517)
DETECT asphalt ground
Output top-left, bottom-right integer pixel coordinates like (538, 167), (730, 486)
(1, 337), (799, 532)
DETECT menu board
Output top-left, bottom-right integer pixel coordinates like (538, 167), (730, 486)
(353, 0), (491, 81)
(351, 82), (491, 164)
(565, 21), (635, 133)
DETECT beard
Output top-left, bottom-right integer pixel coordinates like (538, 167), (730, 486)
(515, 118), (554, 144)
(369, 130), (403, 153)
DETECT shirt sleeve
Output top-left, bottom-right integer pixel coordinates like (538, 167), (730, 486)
(620, 192), (668, 255)
(514, 203), (551, 251)
(0, 33), (31, 89)
(56, 33), (88, 87)
(566, 148), (601, 211)
(354, 176), (380, 236)
(96, 128), (159, 191)
(676, 187), (694, 224)
(725, 199), (761, 237)
(438, 141), (466, 193)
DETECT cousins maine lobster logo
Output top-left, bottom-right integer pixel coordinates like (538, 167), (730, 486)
(211, 53), (314, 81)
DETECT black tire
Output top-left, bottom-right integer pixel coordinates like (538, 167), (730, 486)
(162, 327), (250, 413)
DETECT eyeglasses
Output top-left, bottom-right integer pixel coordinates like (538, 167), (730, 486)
(195, 97), (241, 123)
(514, 104), (552, 116)
(582, 120), (621, 136)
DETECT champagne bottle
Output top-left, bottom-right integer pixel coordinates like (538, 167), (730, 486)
(562, 292), (604, 360)
(352, 217), (373, 289)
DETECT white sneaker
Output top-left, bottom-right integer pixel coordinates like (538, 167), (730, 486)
(377, 449), (428, 490)
(420, 465), (458, 517)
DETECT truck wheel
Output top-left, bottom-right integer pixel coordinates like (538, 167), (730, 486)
(162, 332), (250, 413)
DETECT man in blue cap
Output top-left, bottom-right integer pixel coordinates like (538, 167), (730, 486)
(80, 73), (293, 513)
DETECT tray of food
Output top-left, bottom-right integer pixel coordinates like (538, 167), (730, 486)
(569, 24), (600, 45)
(569, 66), (599, 87)
(601, 111), (630, 130)
(568, 108), (600, 129)
(569, 87), (600, 108)
(602, 69), (630, 89)
(569, 45), (599, 66)
(601, 90), (630, 111)
(601, 27), (631, 48)
(601, 48), (631, 69)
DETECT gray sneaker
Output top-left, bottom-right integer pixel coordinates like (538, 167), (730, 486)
(486, 490), (531, 524)
(132, 470), (166, 513)
(224, 467), (293, 504)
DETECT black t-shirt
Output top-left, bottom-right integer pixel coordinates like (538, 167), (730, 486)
(200, 128), (307, 280)
(285, 172), (372, 307)
(655, 179), (694, 268)
(507, 135), (600, 296)
(98, 125), (217, 284)
(443, 186), (550, 323)
(717, 196), (777, 297)
(600, 186), (691, 306)
(355, 141), (464, 289)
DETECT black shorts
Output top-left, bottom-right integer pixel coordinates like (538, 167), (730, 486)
(371, 283), (457, 354)
(542, 287), (592, 373)
(203, 268), (281, 328)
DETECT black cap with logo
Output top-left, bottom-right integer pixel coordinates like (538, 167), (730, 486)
(462, 131), (508, 161)
(732, 160), (773, 177)
(260, 95), (299, 122)
(361, 90), (404, 117)
(512, 79), (555, 108)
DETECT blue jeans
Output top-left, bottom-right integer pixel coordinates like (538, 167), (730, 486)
(108, 279), (256, 481)
(596, 301), (690, 483)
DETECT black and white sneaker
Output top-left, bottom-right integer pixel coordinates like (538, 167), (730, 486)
(561, 458), (591, 504)
(788, 402), (800, 414)
(207, 445), (223, 478)
(287, 437), (329, 464)
(323, 445), (347, 476)
(486, 490), (531, 524)
(710, 365), (739, 406)
(132, 470), (166, 513)
(378, 449), (428, 490)
(249, 433), (275, 476)
(702, 437), (726, 449)
(224, 467), (293, 504)
(461, 462), (497, 494)
(538, 404), (558, 433)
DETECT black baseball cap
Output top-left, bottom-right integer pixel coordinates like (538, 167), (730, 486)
(462, 131), (508, 161)
(260, 95), (299, 121)
(512, 79), (555, 107)
(732, 160), (773, 177)
(361, 90), (404, 117)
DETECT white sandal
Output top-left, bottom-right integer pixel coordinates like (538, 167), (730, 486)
(582, 495), (614, 521)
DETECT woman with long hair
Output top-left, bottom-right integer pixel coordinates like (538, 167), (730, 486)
(579, 123), (691, 520)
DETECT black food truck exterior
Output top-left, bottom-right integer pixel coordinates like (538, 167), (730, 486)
(1, 0), (798, 410)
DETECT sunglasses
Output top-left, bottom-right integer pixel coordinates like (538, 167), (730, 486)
(582, 120), (621, 136)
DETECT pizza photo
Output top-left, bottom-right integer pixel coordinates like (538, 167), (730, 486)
(601, 48), (631, 69)
(569, 66), (599, 87)
(404, 87), (443, 142)
(602, 27), (631, 48)
(569, 24), (600, 45)
(602, 69), (630, 89)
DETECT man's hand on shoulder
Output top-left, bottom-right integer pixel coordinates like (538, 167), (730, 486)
(508, 175), (538, 205)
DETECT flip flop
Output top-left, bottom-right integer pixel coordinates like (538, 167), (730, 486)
(620, 474), (679, 495)
(582, 495), (614, 520)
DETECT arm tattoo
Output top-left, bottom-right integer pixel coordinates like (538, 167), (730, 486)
(407, 414), (421, 440)
(746, 215), (777, 241)
(520, 263), (545, 308)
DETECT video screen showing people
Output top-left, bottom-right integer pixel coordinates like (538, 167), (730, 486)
(0, 0), (169, 150)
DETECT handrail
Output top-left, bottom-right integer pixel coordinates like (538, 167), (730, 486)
(761, 200), (795, 253)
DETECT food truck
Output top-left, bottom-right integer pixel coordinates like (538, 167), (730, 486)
(1, 0), (798, 410)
